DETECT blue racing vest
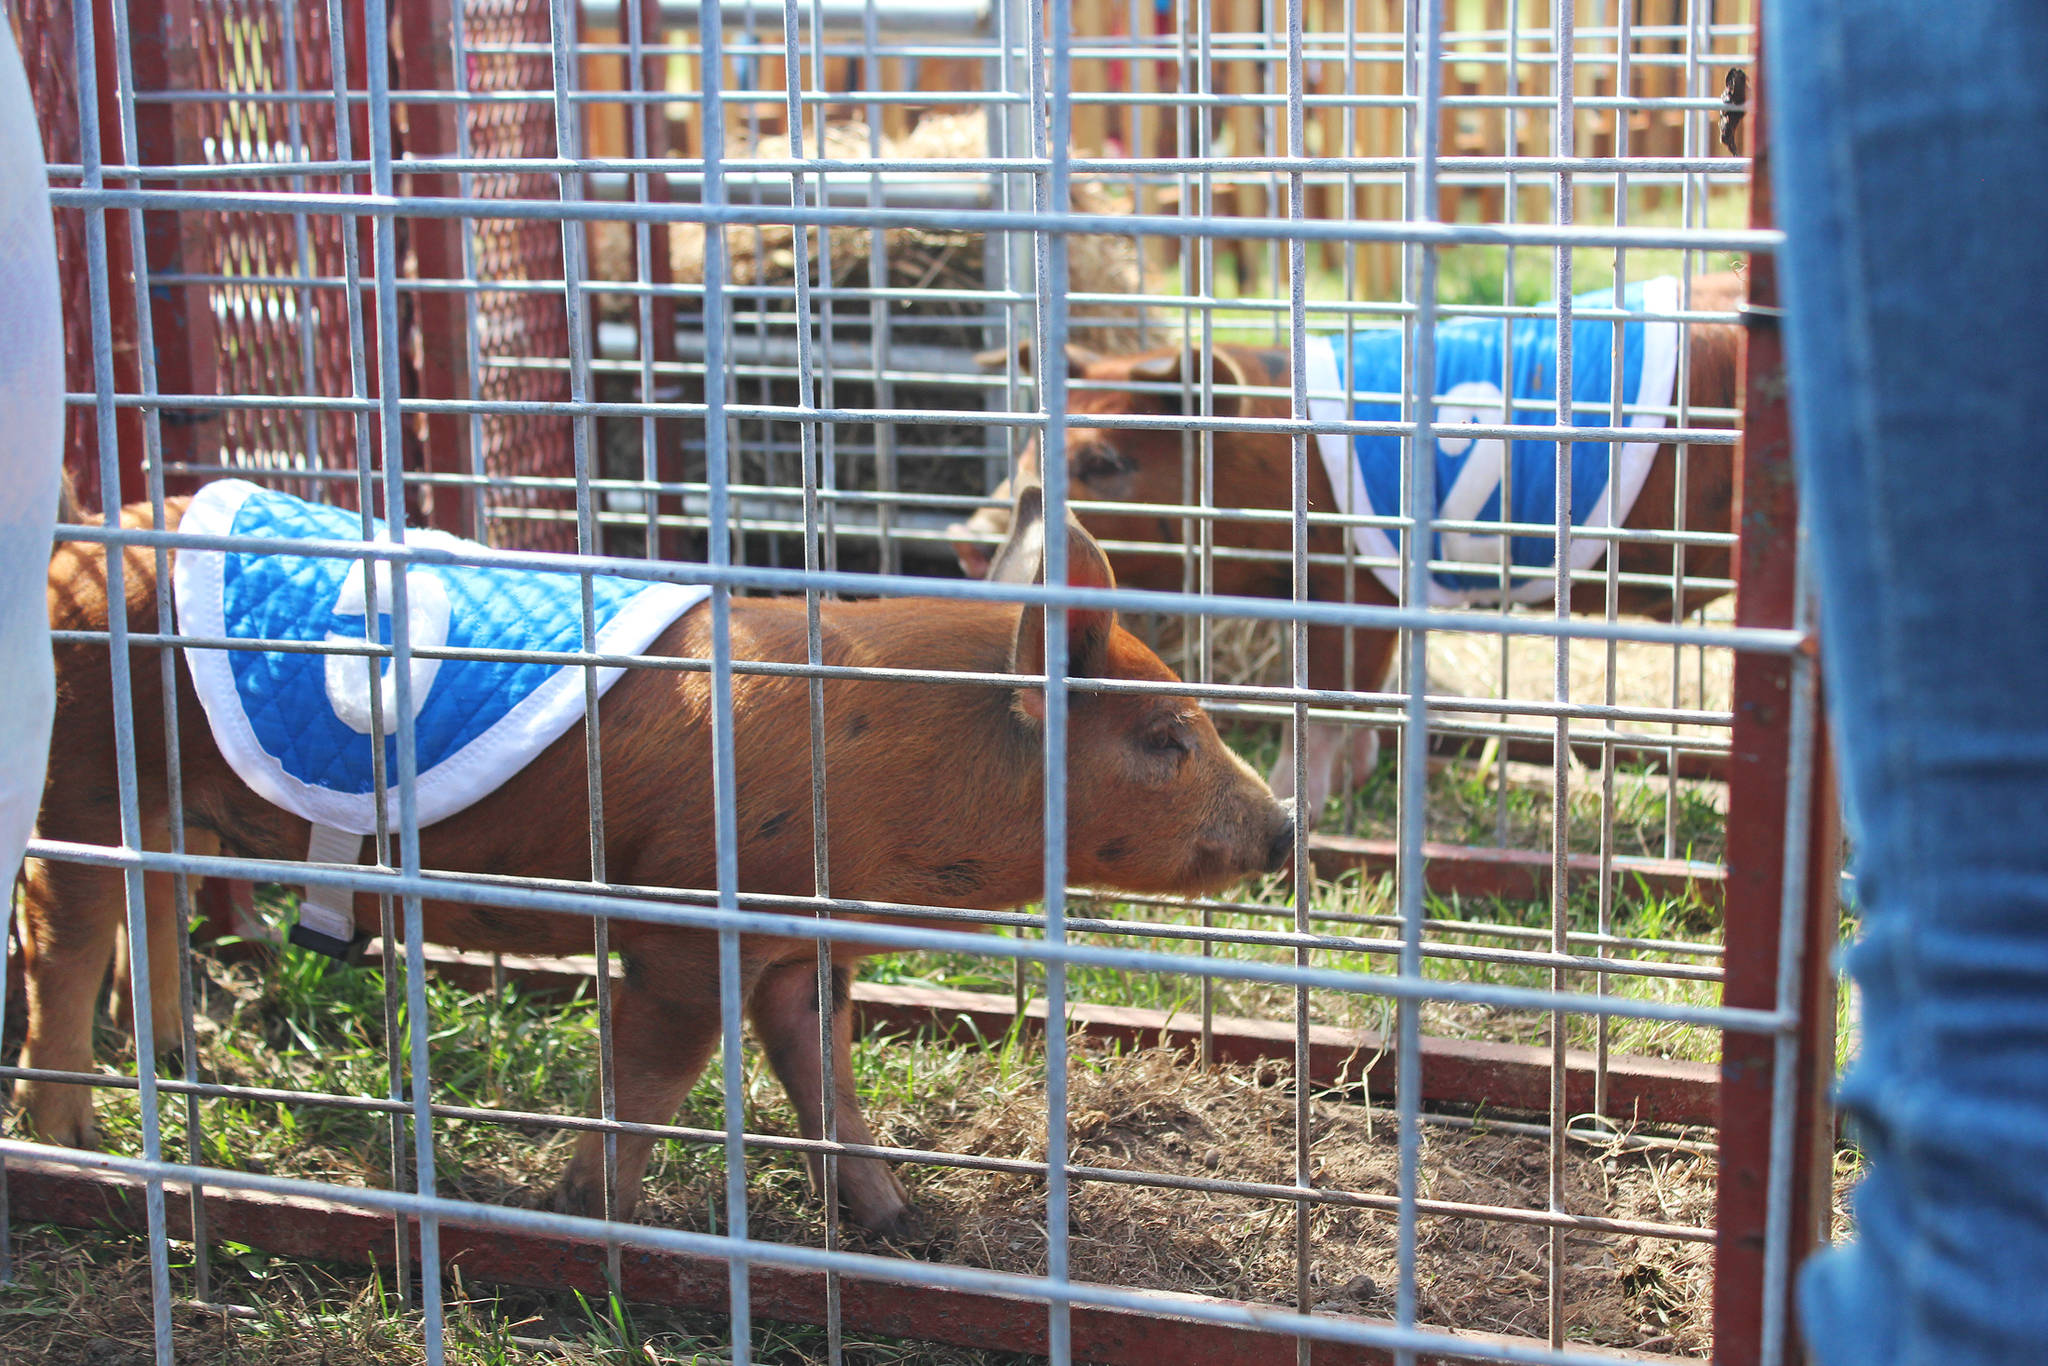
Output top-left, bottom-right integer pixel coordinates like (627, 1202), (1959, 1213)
(174, 480), (709, 834)
(1307, 276), (1681, 606)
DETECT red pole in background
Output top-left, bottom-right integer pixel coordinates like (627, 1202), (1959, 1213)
(1713, 17), (1841, 1365)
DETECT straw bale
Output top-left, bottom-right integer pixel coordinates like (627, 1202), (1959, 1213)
(645, 112), (1167, 352)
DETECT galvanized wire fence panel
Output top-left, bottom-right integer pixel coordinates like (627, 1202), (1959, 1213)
(179, 0), (369, 501)
(5, 0), (1837, 1364)
(449, 0), (579, 549)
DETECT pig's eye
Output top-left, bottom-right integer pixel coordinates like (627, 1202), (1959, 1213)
(1074, 443), (1137, 487)
(1145, 718), (1190, 756)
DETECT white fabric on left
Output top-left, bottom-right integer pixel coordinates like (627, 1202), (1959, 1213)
(0, 26), (66, 890)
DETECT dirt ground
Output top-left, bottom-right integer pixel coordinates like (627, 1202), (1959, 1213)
(438, 1044), (1722, 1357)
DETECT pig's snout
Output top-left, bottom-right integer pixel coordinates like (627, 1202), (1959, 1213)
(1184, 752), (1298, 890)
(951, 491), (1016, 579)
(1192, 787), (1296, 889)
(948, 522), (994, 579)
(1263, 804), (1298, 874)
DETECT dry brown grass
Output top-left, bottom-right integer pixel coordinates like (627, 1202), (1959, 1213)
(1, 1228), (439, 1366)
(907, 1047), (1717, 1355)
(0, 1221), (1017, 1365)
(2, 940), (1865, 1363)
(1137, 603), (1733, 740)
(428, 1044), (1721, 1357)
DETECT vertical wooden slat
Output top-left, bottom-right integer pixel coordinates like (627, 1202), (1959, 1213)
(581, 20), (628, 160)
(1069, 0), (1110, 159)
(881, 56), (911, 139)
(1221, 0), (1261, 292)
(1365, 0), (1399, 298)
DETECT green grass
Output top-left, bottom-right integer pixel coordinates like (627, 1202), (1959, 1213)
(5, 746), (1736, 1357)
(877, 866), (1724, 1069)
(1181, 188), (1753, 342)
(1224, 721), (1729, 866)
(10, 944), (1031, 1364)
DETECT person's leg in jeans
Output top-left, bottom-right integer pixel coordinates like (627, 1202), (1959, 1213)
(1767, 3), (2048, 1362)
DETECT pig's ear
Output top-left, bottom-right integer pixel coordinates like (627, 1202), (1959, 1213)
(1128, 346), (1262, 418)
(975, 339), (1106, 379)
(1007, 487), (1118, 721)
(986, 480), (1047, 586)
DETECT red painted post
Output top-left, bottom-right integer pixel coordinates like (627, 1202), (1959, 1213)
(637, 0), (682, 557)
(398, 0), (476, 536)
(1712, 23), (1839, 1365)
(92, 0), (215, 502)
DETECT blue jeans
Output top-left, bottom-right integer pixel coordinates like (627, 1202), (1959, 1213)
(1767, 3), (2048, 1363)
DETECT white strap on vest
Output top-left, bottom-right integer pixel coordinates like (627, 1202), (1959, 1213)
(292, 823), (364, 959)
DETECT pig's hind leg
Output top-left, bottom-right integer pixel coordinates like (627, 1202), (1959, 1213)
(749, 955), (920, 1240)
(14, 855), (125, 1148)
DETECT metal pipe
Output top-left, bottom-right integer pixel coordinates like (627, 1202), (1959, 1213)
(581, 0), (993, 38)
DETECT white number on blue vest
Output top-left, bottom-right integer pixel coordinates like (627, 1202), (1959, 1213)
(1435, 379), (1511, 570)
(324, 562), (452, 735)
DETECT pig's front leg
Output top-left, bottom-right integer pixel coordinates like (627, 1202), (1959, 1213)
(555, 943), (724, 1223)
(748, 956), (920, 1240)
(1269, 622), (1397, 819)
(1268, 717), (1380, 820)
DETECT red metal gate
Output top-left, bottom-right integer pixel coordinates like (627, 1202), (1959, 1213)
(10, 0), (575, 545)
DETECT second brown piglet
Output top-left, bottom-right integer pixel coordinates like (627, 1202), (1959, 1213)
(954, 274), (1746, 818)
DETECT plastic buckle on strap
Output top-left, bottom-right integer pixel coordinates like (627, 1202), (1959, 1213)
(287, 920), (374, 964)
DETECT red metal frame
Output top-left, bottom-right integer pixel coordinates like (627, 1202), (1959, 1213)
(1711, 27), (1839, 1366)
(398, 0), (476, 535)
(10, 0), (97, 502)
(633, 0), (683, 558)
(118, 0), (217, 498)
(456, 0), (577, 551)
(1309, 834), (1723, 908)
(7, 1155), (1696, 1366)
(35, 0), (580, 535)
(12, 0), (210, 507)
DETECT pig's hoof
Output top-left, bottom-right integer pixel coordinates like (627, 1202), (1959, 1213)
(15, 1087), (100, 1151)
(864, 1202), (944, 1254)
(552, 1177), (642, 1225)
(552, 1175), (600, 1219)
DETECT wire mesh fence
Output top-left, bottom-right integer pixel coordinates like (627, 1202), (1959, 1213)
(2, 0), (1836, 1362)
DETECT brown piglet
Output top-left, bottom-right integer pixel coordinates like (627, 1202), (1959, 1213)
(953, 274), (1746, 817)
(21, 480), (1292, 1239)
